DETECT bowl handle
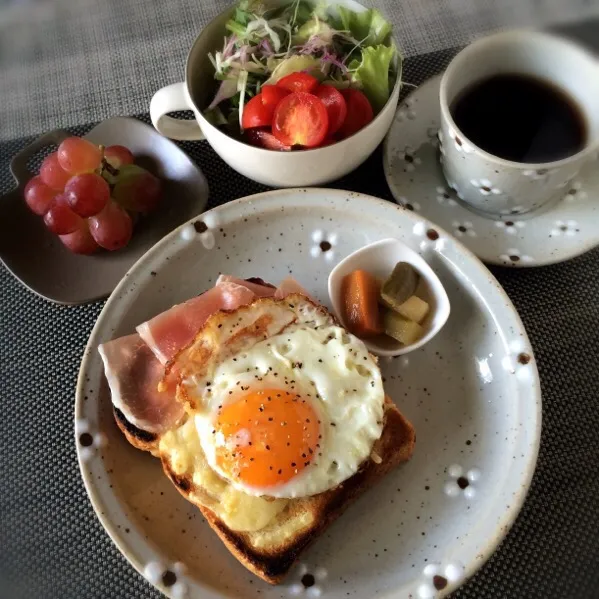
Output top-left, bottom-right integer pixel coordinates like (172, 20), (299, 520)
(9, 129), (71, 188)
(150, 82), (206, 141)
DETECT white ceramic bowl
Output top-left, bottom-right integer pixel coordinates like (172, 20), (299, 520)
(149, 0), (401, 187)
(328, 238), (451, 356)
(76, 189), (541, 599)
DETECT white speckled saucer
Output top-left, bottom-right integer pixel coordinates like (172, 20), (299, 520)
(384, 75), (599, 267)
(75, 189), (541, 599)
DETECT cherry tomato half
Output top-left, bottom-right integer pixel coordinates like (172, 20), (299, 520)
(337, 89), (374, 139)
(314, 85), (348, 136)
(261, 85), (291, 110)
(242, 93), (275, 129)
(272, 92), (329, 148)
(246, 128), (292, 151)
(276, 72), (319, 94)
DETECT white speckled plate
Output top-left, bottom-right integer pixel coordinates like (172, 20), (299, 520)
(384, 75), (599, 267)
(75, 189), (541, 599)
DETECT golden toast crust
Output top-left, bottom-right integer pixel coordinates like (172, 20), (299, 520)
(113, 407), (160, 457)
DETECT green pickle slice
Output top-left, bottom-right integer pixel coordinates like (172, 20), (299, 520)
(383, 309), (424, 345)
(380, 262), (419, 311)
(396, 295), (429, 324)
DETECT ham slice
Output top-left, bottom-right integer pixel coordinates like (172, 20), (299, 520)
(99, 334), (182, 434)
(101, 279), (259, 432)
(100, 275), (316, 434)
(137, 282), (256, 365)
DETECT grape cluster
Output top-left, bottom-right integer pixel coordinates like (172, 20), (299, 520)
(24, 137), (162, 254)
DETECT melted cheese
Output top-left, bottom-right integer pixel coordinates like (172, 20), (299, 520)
(250, 511), (315, 549)
(160, 418), (321, 546)
(159, 418), (288, 532)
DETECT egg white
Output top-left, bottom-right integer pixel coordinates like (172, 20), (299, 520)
(185, 297), (385, 498)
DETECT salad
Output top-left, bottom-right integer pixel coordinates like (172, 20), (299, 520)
(204, 0), (400, 150)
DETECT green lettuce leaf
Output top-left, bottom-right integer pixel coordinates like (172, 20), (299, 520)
(349, 43), (399, 113)
(238, 0), (267, 19)
(337, 7), (392, 46)
(226, 0), (268, 36)
(287, 0), (314, 27)
(225, 19), (247, 38)
(285, 0), (329, 28)
(293, 16), (335, 45)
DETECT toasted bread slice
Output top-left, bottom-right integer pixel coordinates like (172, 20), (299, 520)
(114, 396), (415, 584)
(114, 407), (161, 456)
(198, 396), (415, 583)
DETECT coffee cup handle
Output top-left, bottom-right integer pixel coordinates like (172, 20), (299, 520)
(150, 82), (206, 141)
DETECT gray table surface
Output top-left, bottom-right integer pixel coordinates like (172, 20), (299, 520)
(2, 0), (599, 142)
(2, 2), (599, 599)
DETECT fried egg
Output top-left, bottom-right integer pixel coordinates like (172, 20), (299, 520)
(174, 294), (385, 499)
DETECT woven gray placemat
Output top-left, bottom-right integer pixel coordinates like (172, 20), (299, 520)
(2, 0), (599, 141)
(1, 45), (599, 599)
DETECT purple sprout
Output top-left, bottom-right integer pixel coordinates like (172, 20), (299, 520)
(299, 35), (327, 56)
(239, 44), (250, 64)
(259, 38), (274, 56)
(321, 48), (348, 74)
(296, 36), (349, 76)
(222, 34), (238, 60)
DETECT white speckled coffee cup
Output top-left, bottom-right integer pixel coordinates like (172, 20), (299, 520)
(439, 30), (599, 219)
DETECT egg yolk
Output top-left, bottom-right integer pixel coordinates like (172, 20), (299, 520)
(214, 388), (320, 488)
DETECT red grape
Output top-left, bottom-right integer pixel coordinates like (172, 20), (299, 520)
(112, 165), (162, 213)
(104, 145), (134, 168)
(59, 220), (99, 255)
(43, 194), (83, 235)
(65, 173), (110, 217)
(24, 176), (57, 215)
(89, 200), (133, 250)
(57, 137), (102, 175)
(40, 152), (71, 191)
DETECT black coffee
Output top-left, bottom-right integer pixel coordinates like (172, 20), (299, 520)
(450, 74), (587, 163)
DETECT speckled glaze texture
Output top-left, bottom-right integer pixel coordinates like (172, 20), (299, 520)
(75, 189), (541, 599)
(438, 31), (599, 218)
(384, 76), (599, 267)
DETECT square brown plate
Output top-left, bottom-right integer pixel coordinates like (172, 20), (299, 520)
(0, 117), (209, 305)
